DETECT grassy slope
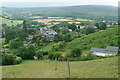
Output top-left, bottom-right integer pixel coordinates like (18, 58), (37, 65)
(2, 56), (118, 78)
(0, 17), (23, 26)
(67, 28), (118, 52)
(41, 43), (54, 51)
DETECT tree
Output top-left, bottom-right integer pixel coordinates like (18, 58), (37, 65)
(5, 29), (18, 43)
(23, 20), (27, 33)
(61, 28), (69, 34)
(82, 26), (96, 35)
(99, 22), (107, 30)
(9, 38), (23, 49)
(68, 24), (77, 31)
(54, 34), (64, 42)
(70, 48), (82, 57)
(64, 33), (72, 42)
(18, 45), (35, 59)
(95, 22), (99, 29)
(35, 50), (43, 59)
(48, 52), (62, 60)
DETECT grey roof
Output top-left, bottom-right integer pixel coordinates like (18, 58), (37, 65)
(90, 48), (106, 53)
(106, 46), (119, 52)
(90, 46), (119, 54)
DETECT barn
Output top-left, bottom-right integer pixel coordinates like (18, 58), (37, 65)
(90, 46), (119, 56)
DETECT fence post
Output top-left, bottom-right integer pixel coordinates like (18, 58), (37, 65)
(67, 58), (70, 78)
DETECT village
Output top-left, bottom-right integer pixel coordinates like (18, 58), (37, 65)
(0, 2), (119, 79)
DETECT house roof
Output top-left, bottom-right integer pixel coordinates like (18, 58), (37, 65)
(106, 46), (119, 52)
(90, 46), (119, 54)
(90, 47), (106, 53)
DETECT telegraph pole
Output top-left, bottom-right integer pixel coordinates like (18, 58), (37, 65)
(67, 58), (71, 78)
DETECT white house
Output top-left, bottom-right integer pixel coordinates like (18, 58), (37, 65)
(90, 46), (119, 57)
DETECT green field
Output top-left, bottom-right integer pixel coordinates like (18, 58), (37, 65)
(2, 56), (118, 78)
(75, 18), (92, 21)
(45, 25), (54, 28)
(0, 17), (23, 26)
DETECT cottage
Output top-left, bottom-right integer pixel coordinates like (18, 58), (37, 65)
(76, 25), (85, 29)
(40, 27), (57, 41)
(90, 46), (119, 56)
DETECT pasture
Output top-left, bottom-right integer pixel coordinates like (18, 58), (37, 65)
(29, 16), (43, 18)
(2, 57), (118, 78)
(33, 19), (72, 24)
(75, 18), (92, 21)
(0, 17), (23, 26)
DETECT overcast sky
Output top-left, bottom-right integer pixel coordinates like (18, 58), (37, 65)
(0, 0), (119, 7)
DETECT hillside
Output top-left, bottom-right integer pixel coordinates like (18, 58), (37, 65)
(2, 56), (118, 78)
(67, 28), (118, 52)
(2, 5), (118, 21)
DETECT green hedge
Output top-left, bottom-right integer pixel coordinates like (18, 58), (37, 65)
(2, 53), (22, 65)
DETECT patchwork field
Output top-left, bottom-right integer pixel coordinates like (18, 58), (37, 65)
(33, 19), (72, 23)
(75, 18), (92, 21)
(0, 17), (23, 26)
(29, 16), (43, 18)
(33, 18), (83, 25)
(2, 57), (118, 78)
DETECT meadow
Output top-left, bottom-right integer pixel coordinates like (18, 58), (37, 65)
(0, 17), (23, 26)
(2, 56), (118, 78)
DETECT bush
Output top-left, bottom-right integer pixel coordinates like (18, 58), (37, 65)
(18, 45), (35, 59)
(80, 53), (96, 61)
(35, 50), (43, 59)
(15, 57), (22, 64)
(70, 48), (82, 57)
(68, 57), (81, 61)
(2, 54), (22, 65)
(2, 53), (16, 65)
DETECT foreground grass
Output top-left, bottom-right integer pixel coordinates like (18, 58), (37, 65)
(2, 57), (118, 78)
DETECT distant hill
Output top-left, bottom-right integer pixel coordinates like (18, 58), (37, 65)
(67, 28), (118, 52)
(2, 5), (118, 21)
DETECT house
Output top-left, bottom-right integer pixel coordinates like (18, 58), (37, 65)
(40, 27), (57, 41)
(23, 41), (31, 46)
(76, 25), (85, 29)
(90, 46), (119, 56)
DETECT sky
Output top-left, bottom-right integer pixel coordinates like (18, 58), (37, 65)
(0, 0), (119, 7)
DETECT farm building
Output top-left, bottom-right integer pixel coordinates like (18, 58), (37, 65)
(40, 27), (57, 41)
(90, 46), (119, 56)
(76, 25), (85, 29)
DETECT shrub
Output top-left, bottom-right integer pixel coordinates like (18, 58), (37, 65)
(35, 50), (43, 59)
(15, 57), (22, 64)
(18, 45), (35, 59)
(68, 57), (81, 61)
(48, 53), (54, 60)
(70, 48), (82, 57)
(80, 53), (96, 61)
(2, 53), (16, 65)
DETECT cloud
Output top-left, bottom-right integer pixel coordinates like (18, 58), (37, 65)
(0, 0), (118, 7)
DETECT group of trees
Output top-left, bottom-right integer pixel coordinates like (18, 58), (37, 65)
(54, 33), (72, 42)
(3, 20), (28, 43)
(95, 22), (107, 30)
